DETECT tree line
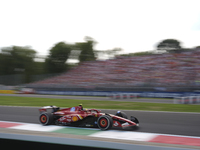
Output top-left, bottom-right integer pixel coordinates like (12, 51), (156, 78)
(0, 37), (199, 84)
(0, 37), (97, 83)
(121, 39), (200, 56)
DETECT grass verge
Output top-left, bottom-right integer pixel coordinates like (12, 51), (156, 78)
(0, 96), (200, 113)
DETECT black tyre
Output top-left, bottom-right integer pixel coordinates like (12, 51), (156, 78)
(131, 116), (139, 124)
(97, 115), (113, 130)
(39, 112), (54, 125)
(115, 111), (128, 119)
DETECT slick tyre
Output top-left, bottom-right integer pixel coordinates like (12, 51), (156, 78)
(131, 116), (139, 127)
(39, 112), (54, 125)
(97, 115), (113, 130)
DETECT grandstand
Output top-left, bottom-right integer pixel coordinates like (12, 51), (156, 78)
(28, 50), (200, 92)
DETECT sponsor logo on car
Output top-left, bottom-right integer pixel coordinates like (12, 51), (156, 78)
(113, 121), (119, 127)
(59, 117), (65, 122)
(72, 116), (78, 122)
(77, 115), (83, 120)
(122, 122), (129, 126)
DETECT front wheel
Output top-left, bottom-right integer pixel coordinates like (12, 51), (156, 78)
(131, 116), (139, 125)
(39, 112), (54, 125)
(97, 115), (113, 130)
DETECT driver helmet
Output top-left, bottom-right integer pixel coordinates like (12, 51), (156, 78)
(116, 111), (122, 117)
(79, 104), (83, 110)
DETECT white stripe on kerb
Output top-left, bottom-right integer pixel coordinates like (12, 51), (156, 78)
(9, 124), (64, 132)
(89, 131), (157, 141)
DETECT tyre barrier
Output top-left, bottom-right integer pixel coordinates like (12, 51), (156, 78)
(174, 96), (200, 104)
(108, 93), (139, 99)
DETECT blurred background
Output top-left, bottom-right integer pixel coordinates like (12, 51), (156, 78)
(1, 38), (200, 95)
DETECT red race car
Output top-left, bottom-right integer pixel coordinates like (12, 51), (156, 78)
(39, 104), (139, 130)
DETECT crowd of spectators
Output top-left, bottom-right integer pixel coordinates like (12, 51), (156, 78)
(31, 50), (200, 89)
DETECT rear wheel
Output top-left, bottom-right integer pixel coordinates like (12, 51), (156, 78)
(97, 115), (113, 130)
(39, 112), (54, 125)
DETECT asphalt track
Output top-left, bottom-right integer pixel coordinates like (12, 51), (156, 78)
(0, 105), (200, 137)
(1, 94), (200, 149)
(0, 94), (174, 103)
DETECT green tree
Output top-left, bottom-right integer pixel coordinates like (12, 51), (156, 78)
(121, 51), (153, 57)
(195, 46), (200, 50)
(77, 36), (96, 62)
(45, 42), (72, 73)
(0, 46), (36, 83)
(157, 39), (182, 52)
(105, 48), (122, 58)
(95, 48), (123, 59)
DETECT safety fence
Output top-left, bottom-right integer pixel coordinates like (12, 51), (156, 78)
(108, 93), (139, 99)
(174, 96), (200, 104)
(36, 90), (200, 98)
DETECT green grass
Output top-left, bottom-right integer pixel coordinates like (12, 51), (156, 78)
(0, 96), (200, 113)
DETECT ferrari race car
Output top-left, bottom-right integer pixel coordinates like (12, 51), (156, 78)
(39, 105), (139, 130)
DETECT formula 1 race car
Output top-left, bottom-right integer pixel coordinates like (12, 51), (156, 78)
(39, 104), (139, 130)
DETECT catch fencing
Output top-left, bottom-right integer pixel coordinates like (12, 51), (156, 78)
(174, 96), (200, 104)
(108, 93), (139, 99)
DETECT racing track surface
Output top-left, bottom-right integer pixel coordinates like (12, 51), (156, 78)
(0, 106), (200, 137)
